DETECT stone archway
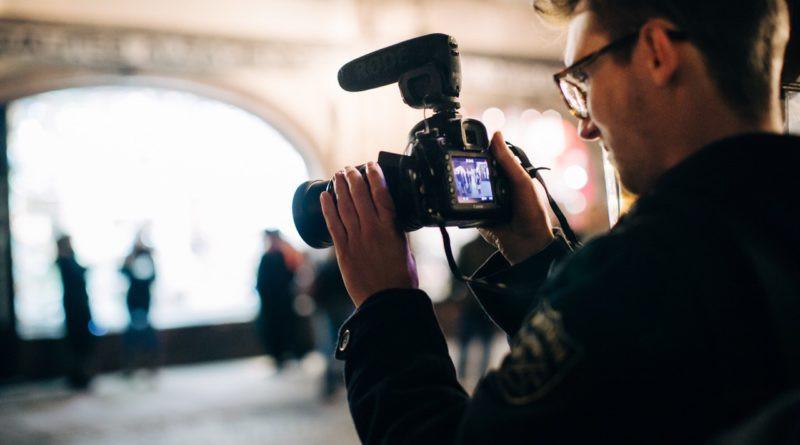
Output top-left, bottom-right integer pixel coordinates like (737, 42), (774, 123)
(0, 19), (331, 363)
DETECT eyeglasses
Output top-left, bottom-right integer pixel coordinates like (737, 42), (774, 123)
(553, 29), (688, 120)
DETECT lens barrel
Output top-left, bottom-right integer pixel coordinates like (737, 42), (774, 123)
(293, 154), (417, 249)
(292, 180), (333, 248)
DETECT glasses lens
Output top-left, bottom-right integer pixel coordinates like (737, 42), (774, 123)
(559, 79), (588, 119)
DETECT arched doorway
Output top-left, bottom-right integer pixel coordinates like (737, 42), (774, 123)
(3, 85), (316, 375)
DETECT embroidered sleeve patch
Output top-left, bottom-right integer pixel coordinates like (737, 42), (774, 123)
(492, 300), (582, 405)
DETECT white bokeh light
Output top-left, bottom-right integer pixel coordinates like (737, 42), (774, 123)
(564, 165), (589, 190)
(520, 108), (542, 124)
(542, 109), (562, 120)
(481, 107), (506, 134)
(523, 115), (566, 162)
(564, 192), (588, 215)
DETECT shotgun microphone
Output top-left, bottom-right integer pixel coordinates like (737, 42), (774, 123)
(337, 33), (462, 108)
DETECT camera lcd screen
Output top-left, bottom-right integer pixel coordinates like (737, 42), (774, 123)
(451, 156), (494, 204)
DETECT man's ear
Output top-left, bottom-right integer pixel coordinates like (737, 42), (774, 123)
(639, 19), (681, 87)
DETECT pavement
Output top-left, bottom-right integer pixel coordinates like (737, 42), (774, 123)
(0, 355), (358, 445)
(0, 337), (508, 445)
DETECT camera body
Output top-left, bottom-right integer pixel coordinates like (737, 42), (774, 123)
(376, 111), (510, 234)
(293, 34), (511, 248)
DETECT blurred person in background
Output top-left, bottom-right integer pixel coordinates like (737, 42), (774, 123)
(448, 235), (497, 383)
(120, 232), (158, 374)
(310, 250), (351, 400)
(255, 229), (303, 371)
(320, 0), (800, 442)
(55, 235), (95, 389)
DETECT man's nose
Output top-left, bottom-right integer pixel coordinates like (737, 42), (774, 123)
(578, 116), (601, 141)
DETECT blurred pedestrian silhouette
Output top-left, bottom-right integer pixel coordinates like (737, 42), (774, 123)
(449, 235), (497, 381)
(311, 251), (351, 399)
(120, 233), (158, 373)
(55, 235), (95, 389)
(256, 229), (304, 370)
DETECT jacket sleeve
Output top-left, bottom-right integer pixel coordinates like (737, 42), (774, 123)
(336, 289), (469, 444)
(467, 233), (573, 336)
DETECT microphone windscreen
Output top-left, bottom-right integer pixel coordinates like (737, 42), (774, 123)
(337, 33), (452, 92)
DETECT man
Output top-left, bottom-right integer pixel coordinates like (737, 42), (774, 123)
(55, 235), (96, 389)
(320, 0), (800, 442)
(120, 233), (158, 373)
(448, 235), (497, 382)
(311, 251), (351, 399)
(255, 229), (301, 370)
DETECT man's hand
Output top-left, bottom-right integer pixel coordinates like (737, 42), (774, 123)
(479, 131), (555, 265)
(320, 163), (418, 307)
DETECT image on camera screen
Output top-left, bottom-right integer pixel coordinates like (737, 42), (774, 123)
(451, 156), (494, 204)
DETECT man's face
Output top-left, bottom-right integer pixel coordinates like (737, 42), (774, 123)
(564, 9), (657, 194)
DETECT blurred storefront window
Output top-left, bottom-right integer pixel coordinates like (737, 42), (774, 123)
(8, 86), (310, 339)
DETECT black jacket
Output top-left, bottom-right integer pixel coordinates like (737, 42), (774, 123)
(335, 134), (800, 444)
(56, 255), (93, 348)
(121, 249), (156, 313)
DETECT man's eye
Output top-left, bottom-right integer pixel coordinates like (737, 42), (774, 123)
(572, 68), (588, 82)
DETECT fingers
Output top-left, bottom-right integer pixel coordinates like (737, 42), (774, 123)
(490, 131), (533, 188)
(333, 170), (360, 232)
(365, 162), (396, 222)
(344, 166), (378, 223)
(320, 190), (347, 244)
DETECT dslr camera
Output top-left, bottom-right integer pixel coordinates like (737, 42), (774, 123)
(293, 33), (512, 248)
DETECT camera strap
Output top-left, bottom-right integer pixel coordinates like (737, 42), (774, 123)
(505, 142), (580, 246)
(440, 142), (580, 288)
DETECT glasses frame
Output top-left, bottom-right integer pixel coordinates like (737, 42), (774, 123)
(553, 29), (689, 119)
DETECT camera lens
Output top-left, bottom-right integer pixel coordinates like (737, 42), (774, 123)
(292, 180), (333, 248)
(293, 155), (421, 249)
